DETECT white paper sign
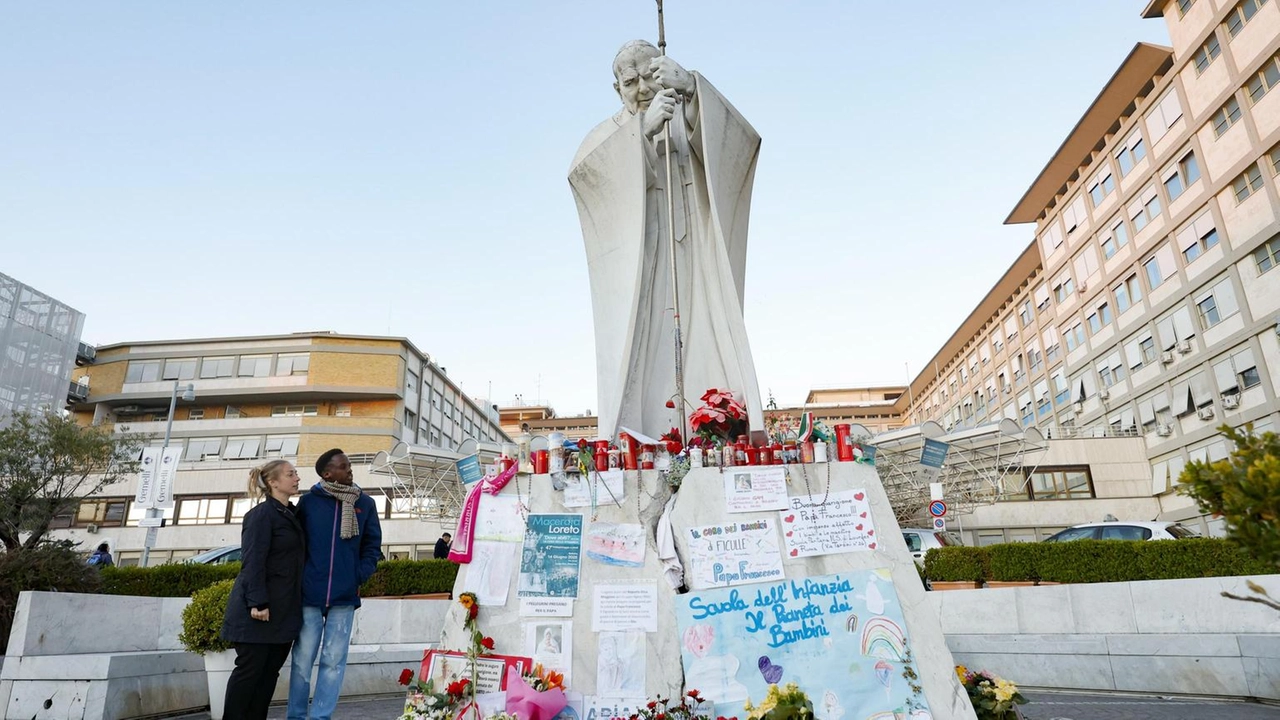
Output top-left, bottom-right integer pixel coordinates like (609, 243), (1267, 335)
(563, 470), (625, 508)
(722, 466), (788, 513)
(525, 620), (573, 685)
(591, 583), (658, 632)
(476, 495), (524, 543)
(686, 519), (784, 589)
(596, 632), (646, 699)
(462, 541), (519, 605)
(520, 597), (575, 617)
(585, 696), (640, 720)
(779, 489), (878, 558)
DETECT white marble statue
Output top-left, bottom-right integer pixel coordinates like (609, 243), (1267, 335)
(569, 40), (764, 439)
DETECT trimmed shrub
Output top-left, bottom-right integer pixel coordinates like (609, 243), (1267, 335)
(924, 546), (988, 582)
(101, 563), (240, 597)
(360, 559), (459, 597)
(179, 579), (234, 655)
(925, 538), (1275, 583)
(0, 541), (103, 653)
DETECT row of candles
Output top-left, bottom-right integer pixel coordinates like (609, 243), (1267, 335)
(503, 423), (863, 475)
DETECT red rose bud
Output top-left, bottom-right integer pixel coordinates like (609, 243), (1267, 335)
(577, 438), (588, 450)
(665, 399), (676, 408)
(398, 668), (414, 686)
(481, 636), (495, 650)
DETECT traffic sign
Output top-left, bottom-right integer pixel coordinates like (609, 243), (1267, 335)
(933, 517), (946, 531)
(928, 500), (948, 518)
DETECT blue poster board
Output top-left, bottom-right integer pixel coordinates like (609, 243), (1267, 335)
(675, 570), (930, 719)
(457, 454), (483, 485)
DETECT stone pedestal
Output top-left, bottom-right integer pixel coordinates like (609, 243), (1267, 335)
(442, 463), (976, 719)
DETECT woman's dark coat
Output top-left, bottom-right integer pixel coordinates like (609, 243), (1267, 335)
(220, 496), (304, 644)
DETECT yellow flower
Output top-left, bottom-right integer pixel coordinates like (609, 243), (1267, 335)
(955, 665), (968, 680)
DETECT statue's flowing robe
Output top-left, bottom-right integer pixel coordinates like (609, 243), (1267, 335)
(570, 74), (764, 438)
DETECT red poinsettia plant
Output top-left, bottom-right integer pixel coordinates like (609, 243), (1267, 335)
(689, 388), (748, 445)
(660, 427), (684, 454)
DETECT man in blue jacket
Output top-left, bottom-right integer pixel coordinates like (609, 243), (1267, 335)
(288, 448), (382, 720)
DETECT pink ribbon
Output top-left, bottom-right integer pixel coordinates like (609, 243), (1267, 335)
(448, 463), (519, 564)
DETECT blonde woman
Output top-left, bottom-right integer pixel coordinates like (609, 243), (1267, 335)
(220, 459), (303, 720)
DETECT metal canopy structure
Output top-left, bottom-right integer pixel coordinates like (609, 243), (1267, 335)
(870, 418), (1047, 524)
(370, 440), (505, 522)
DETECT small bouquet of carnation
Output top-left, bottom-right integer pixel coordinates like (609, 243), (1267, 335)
(744, 683), (813, 720)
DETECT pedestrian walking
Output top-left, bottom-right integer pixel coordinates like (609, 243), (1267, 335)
(433, 532), (452, 559)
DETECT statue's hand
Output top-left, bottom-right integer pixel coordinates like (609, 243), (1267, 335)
(643, 88), (678, 138)
(650, 56), (694, 97)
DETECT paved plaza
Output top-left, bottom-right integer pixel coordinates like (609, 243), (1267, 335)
(163, 690), (1280, 720)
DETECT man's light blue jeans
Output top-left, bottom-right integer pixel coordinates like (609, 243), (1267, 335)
(288, 605), (356, 720)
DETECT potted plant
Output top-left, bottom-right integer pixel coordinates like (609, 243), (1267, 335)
(179, 579), (236, 719)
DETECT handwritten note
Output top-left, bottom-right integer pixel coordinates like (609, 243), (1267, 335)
(722, 466), (788, 513)
(563, 470), (625, 508)
(675, 570), (930, 719)
(778, 489), (877, 558)
(687, 519), (784, 589)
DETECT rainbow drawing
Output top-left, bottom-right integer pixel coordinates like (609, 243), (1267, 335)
(863, 713), (898, 720)
(860, 616), (907, 661)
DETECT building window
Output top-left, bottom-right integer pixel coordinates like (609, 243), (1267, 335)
(1089, 171), (1115, 206)
(264, 435), (300, 457)
(1139, 336), (1158, 366)
(125, 360), (162, 383)
(1087, 303), (1113, 334)
(1144, 250), (1176, 291)
(1178, 0), (1196, 15)
(1018, 300), (1033, 327)
(200, 357), (235, 379)
(1163, 152), (1201, 202)
(76, 498), (128, 527)
(225, 405), (243, 419)
(275, 353), (310, 376)
(1064, 323), (1086, 352)
(1233, 163), (1265, 203)
(1183, 229), (1218, 263)
(162, 359), (197, 381)
(1269, 143), (1280, 176)
(407, 370), (419, 393)
(1226, 0), (1269, 37)
(1196, 295), (1221, 329)
(238, 355), (272, 378)
(1115, 132), (1147, 177)
(1053, 277), (1075, 303)
(405, 409), (418, 431)
(1129, 188), (1162, 232)
(184, 438), (223, 461)
(1212, 96), (1243, 137)
(335, 403), (352, 417)
(1255, 236), (1280, 274)
(1114, 274), (1143, 313)
(271, 405), (318, 417)
(188, 408), (205, 420)
(1193, 32), (1222, 74)
(1024, 466), (1095, 500)
(223, 437), (262, 459)
(1246, 54), (1280, 103)
(176, 497), (230, 526)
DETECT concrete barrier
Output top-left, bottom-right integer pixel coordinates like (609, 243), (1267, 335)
(932, 574), (1280, 701)
(0, 591), (449, 720)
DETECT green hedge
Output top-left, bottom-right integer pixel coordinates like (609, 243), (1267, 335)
(926, 538), (1276, 584)
(100, 559), (459, 598)
(101, 563), (241, 597)
(360, 559), (458, 597)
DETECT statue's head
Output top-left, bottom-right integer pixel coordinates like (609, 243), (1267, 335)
(613, 39), (661, 115)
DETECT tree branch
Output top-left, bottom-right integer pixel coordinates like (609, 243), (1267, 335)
(1221, 590), (1280, 612)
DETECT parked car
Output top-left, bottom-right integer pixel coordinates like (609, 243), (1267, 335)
(1042, 521), (1199, 542)
(901, 527), (963, 565)
(184, 545), (242, 564)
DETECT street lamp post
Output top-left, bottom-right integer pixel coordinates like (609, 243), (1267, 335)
(140, 380), (194, 567)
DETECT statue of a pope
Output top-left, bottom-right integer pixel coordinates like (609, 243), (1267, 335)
(569, 40), (764, 439)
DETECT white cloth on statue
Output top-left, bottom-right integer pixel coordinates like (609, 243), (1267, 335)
(570, 73), (765, 440)
(656, 493), (683, 590)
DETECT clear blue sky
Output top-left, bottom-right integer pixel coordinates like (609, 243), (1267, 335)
(0, 2), (1170, 415)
